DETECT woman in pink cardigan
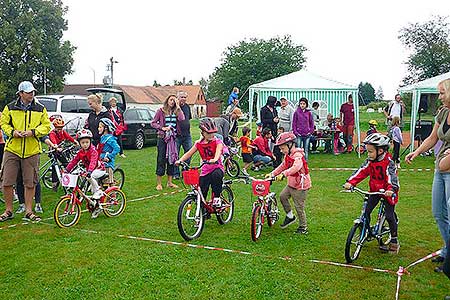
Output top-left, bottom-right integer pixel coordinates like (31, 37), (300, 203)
(266, 132), (311, 235)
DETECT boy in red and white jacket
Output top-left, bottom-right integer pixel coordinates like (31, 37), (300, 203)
(267, 132), (311, 235)
(344, 133), (400, 253)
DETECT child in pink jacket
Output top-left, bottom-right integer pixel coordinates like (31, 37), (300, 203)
(267, 132), (311, 234)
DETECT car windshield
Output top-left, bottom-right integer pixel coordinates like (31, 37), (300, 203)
(124, 109), (139, 121)
(36, 97), (57, 112)
(101, 92), (125, 111)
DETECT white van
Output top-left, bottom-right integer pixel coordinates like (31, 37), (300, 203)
(35, 94), (90, 136)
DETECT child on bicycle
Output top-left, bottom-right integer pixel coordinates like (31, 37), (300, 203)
(64, 129), (106, 218)
(97, 118), (120, 185)
(266, 132), (311, 235)
(239, 126), (256, 176)
(176, 118), (224, 208)
(343, 133), (400, 253)
(367, 119), (378, 136)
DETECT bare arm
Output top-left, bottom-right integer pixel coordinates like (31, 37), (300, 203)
(211, 142), (224, 163)
(178, 144), (197, 162)
(405, 122), (439, 163)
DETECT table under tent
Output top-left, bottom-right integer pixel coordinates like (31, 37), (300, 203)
(248, 70), (360, 154)
(399, 71), (450, 153)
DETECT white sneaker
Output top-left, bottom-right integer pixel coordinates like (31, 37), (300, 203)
(397, 163), (401, 169)
(15, 204), (26, 214)
(92, 191), (103, 200)
(120, 154), (126, 158)
(91, 207), (102, 219)
(35, 203), (43, 213)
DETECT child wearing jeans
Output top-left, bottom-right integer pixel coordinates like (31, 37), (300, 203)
(65, 129), (106, 218)
(390, 116), (403, 169)
(343, 133), (400, 253)
(267, 132), (311, 234)
(176, 118), (224, 207)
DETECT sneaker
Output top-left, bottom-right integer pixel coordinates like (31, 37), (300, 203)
(295, 226), (308, 235)
(435, 264), (444, 273)
(432, 256), (445, 263)
(92, 191), (103, 200)
(280, 215), (296, 229)
(35, 203), (43, 214)
(241, 169), (249, 176)
(212, 197), (222, 208)
(120, 154), (126, 158)
(379, 242), (400, 254)
(91, 207), (102, 219)
(13, 192), (19, 201)
(397, 163), (401, 169)
(253, 166), (260, 172)
(15, 204), (26, 214)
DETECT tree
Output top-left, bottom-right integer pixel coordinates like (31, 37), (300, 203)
(358, 82), (376, 105)
(375, 86), (384, 101)
(152, 80), (161, 87)
(398, 15), (450, 85)
(0, 0), (75, 107)
(207, 35), (307, 112)
(199, 77), (209, 98)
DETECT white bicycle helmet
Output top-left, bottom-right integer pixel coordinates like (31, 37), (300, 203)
(363, 133), (390, 148)
(76, 129), (93, 140)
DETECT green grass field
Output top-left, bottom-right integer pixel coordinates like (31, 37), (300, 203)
(0, 124), (448, 299)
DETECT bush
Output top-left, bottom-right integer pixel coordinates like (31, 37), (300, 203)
(366, 101), (388, 110)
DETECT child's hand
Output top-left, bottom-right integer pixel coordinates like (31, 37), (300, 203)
(275, 174), (284, 181)
(343, 182), (353, 190)
(264, 173), (273, 179)
(74, 140), (80, 147)
(103, 157), (110, 162)
(385, 190), (394, 197)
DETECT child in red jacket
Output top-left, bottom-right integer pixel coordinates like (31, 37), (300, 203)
(343, 133), (400, 253)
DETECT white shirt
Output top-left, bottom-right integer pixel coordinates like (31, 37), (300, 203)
(389, 101), (402, 118)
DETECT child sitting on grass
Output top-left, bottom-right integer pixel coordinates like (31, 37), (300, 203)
(97, 118), (120, 185)
(343, 133), (400, 253)
(266, 132), (311, 234)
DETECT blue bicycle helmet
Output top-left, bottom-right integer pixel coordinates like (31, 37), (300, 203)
(100, 118), (116, 133)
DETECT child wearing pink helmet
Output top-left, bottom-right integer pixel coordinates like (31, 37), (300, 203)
(266, 132), (311, 234)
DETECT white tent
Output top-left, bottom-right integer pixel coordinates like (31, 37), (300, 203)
(248, 70), (360, 152)
(399, 71), (450, 152)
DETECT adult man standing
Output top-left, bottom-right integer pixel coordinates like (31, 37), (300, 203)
(173, 91), (192, 179)
(278, 96), (294, 132)
(340, 94), (355, 153)
(384, 94), (406, 128)
(0, 81), (51, 222)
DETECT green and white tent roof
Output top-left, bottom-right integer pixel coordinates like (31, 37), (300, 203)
(249, 70), (357, 90)
(399, 71), (450, 93)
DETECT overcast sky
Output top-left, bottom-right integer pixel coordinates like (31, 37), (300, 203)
(63, 0), (450, 100)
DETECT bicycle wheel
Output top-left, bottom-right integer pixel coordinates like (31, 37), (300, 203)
(54, 196), (81, 228)
(251, 204), (264, 241)
(266, 197), (279, 227)
(177, 196), (204, 241)
(102, 188), (127, 217)
(41, 167), (53, 189)
(216, 185), (234, 225)
(225, 159), (240, 178)
(377, 215), (392, 246)
(345, 223), (366, 263)
(113, 168), (125, 189)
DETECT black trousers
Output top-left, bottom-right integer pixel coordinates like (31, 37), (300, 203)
(393, 141), (400, 163)
(156, 138), (175, 176)
(199, 168), (223, 200)
(365, 195), (398, 238)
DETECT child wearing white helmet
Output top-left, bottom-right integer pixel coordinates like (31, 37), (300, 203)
(266, 131), (311, 234)
(343, 133), (400, 253)
(64, 129), (107, 218)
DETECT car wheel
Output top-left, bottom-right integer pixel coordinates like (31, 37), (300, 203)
(134, 132), (145, 150)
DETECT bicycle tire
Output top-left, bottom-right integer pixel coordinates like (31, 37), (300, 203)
(225, 159), (240, 178)
(377, 214), (392, 246)
(113, 168), (125, 189)
(41, 167), (54, 189)
(216, 185), (234, 225)
(345, 223), (366, 263)
(102, 188), (126, 217)
(266, 196), (279, 227)
(54, 196), (81, 228)
(177, 195), (204, 241)
(251, 204), (264, 241)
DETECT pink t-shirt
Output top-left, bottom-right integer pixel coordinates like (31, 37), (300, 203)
(340, 102), (355, 126)
(195, 138), (224, 176)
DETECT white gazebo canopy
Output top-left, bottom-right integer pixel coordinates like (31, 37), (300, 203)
(248, 70), (360, 153)
(399, 71), (450, 152)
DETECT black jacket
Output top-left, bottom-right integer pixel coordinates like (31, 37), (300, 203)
(260, 105), (278, 136)
(85, 107), (110, 145)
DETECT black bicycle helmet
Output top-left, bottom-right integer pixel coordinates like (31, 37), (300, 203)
(199, 117), (218, 133)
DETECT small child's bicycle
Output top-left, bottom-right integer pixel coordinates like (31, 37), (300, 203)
(342, 187), (397, 263)
(237, 175), (280, 241)
(53, 171), (126, 228)
(177, 161), (235, 241)
(224, 146), (241, 178)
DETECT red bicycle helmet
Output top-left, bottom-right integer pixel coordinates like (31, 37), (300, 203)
(199, 117), (218, 133)
(275, 132), (296, 146)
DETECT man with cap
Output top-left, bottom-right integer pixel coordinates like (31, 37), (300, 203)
(0, 81), (51, 222)
(278, 96), (294, 132)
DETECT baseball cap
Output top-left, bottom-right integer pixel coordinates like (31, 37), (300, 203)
(16, 81), (36, 94)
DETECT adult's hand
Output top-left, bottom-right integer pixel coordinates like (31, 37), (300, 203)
(162, 126), (170, 131)
(13, 130), (23, 138)
(22, 130), (33, 137)
(405, 151), (418, 164)
(273, 117), (279, 123)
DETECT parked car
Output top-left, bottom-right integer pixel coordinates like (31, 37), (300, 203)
(35, 94), (89, 136)
(122, 107), (157, 149)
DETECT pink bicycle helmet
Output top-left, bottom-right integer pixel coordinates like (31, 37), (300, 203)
(275, 132), (296, 146)
(199, 118), (218, 133)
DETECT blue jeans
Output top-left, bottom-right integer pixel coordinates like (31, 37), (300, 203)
(296, 136), (310, 161)
(432, 171), (450, 257)
(253, 155), (272, 164)
(174, 135), (193, 177)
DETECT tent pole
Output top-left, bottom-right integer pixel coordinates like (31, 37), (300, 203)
(409, 90), (418, 153)
(249, 88), (254, 139)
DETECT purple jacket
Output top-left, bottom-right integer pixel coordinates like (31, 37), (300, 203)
(292, 108), (314, 137)
(151, 108), (185, 138)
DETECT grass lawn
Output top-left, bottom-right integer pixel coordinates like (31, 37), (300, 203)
(0, 123), (448, 299)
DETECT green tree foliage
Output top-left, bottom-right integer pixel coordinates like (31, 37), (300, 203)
(399, 15), (450, 85)
(207, 35), (307, 111)
(0, 0), (75, 107)
(358, 82), (376, 105)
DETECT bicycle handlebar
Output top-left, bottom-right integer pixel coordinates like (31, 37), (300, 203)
(178, 160), (217, 170)
(234, 175), (275, 184)
(341, 186), (397, 199)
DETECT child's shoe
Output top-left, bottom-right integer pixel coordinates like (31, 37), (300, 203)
(91, 207), (102, 219)
(380, 242), (400, 254)
(295, 226), (308, 235)
(280, 215), (296, 229)
(35, 203), (43, 213)
(92, 191), (103, 200)
(15, 204), (26, 214)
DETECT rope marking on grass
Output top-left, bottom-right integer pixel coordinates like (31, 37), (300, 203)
(309, 167), (434, 172)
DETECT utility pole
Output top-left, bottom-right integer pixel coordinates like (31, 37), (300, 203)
(110, 57), (118, 86)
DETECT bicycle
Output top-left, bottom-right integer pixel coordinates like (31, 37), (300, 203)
(177, 161), (235, 241)
(224, 146), (241, 178)
(343, 186), (397, 263)
(40, 144), (78, 190)
(53, 171), (126, 228)
(236, 175), (279, 241)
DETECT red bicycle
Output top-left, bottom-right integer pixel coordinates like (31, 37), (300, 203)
(53, 171), (126, 228)
(177, 161), (235, 241)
